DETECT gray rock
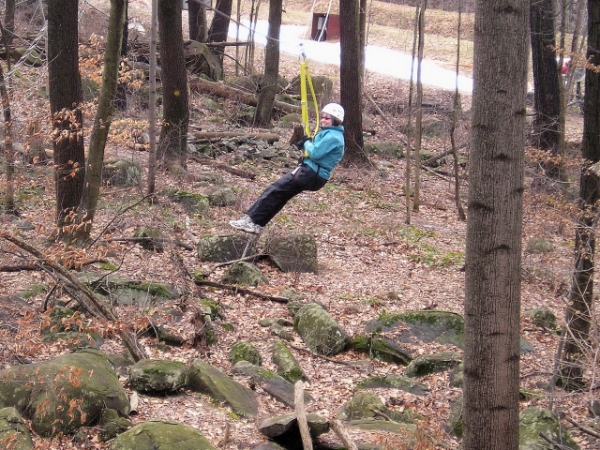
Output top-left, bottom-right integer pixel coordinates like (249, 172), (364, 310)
(129, 359), (188, 393)
(207, 186), (237, 207)
(99, 408), (133, 441)
(134, 226), (164, 252)
(365, 141), (404, 159)
(168, 189), (210, 215)
(183, 40), (223, 81)
(110, 419), (217, 449)
(294, 303), (347, 355)
(337, 392), (413, 424)
(446, 395), (463, 438)
(258, 412), (329, 438)
(188, 360), (259, 417)
(347, 335), (412, 365)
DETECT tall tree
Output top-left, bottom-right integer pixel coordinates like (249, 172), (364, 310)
(157, 0), (189, 168)
(254, 0), (282, 127)
(339, 0), (367, 166)
(463, 1), (528, 449)
(208, 0), (233, 63)
(189, 0), (208, 42)
(559, 0), (600, 390)
(529, 0), (561, 177)
(75, 0), (126, 242)
(4, 0), (15, 49)
(48, 0), (85, 232)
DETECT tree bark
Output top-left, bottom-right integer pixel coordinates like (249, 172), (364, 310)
(208, 0), (233, 63)
(529, 0), (561, 176)
(189, 0), (208, 42)
(48, 0), (85, 233)
(339, 0), (367, 166)
(158, 0), (189, 168)
(0, 19), (14, 214)
(253, 0), (282, 127)
(560, 0), (600, 389)
(463, 0), (528, 448)
(4, 0), (15, 49)
(75, 0), (126, 242)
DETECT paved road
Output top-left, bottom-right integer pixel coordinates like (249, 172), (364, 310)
(229, 20), (473, 93)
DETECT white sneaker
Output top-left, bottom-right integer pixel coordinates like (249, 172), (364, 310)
(229, 216), (263, 234)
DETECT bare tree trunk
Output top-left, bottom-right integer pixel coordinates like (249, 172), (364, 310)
(340, 0), (367, 166)
(75, 0), (126, 242)
(147, 0), (158, 197)
(48, 0), (85, 233)
(559, 0), (600, 390)
(4, 0), (15, 49)
(529, 0), (561, 177)
(253, 0), (282, 127)
(451, 0), (465, 221)
(158, 0), (189, 168)
(0, 19), (14, 214)
(208, 0), (233, 63)
(405, 0), (420, 225)
(413, 0), (427, 211)
(189, 0), (208, 42)
(463, 0), (528, 448)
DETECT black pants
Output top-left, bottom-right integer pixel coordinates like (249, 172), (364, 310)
(247, 164), (328, 227)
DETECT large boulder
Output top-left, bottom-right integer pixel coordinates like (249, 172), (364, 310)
(197, 235), (258, 262)
(103, 159), (142, 187)
(183, 40), (222, 81)
(293, 303), (347, 355)
(229, 341), (263, 366)
(356, 374), (430, 396)
(272, 340), (305, 383)
(266, 234), (318, 273)
(110, 419), (217, 450)
(258, 412), (329, 445)
(404, 351), (462, 378)
(0, 349), (130, 437)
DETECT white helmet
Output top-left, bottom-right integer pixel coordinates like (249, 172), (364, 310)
(322, 103), (344, 123)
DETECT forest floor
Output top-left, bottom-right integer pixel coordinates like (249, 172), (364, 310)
(0, 1), (597, 450)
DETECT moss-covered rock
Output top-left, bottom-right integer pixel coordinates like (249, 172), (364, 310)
(197, 235), (258, 262)
(337, 392), (413, 424)
(258, 412), (330, 440)
(524, 308), (557, 330)
(519, 407), (579, 450)
(365, 141), (404, 159)
(294, 303), (347, 356)
(356, 374), (429, 396)
(103, 159), (142, 187)
(99, 408), (132, 441)
(266, 234), (318, 273)
(133, 226), (164, 252)
(348, 335), (412, 365)
(207, 186), (237, 207)
(110, 419), (217, 450)
(231, 360), (312, 407)
(525, 237), (554, 254)
(0, 349), (129, 437)
(187, 360), (259, 417)
(222, 261), (267, 286)
(168, 189), (210, 215)
(404, 351), (462, 377)
(366, 310), (465, 353)
(0, 407), (33, 450)
(272, 341), (305, 383)
(129, 359), (188, 393)
(446, 395), (463, 438)
(229, 341), (262, 366)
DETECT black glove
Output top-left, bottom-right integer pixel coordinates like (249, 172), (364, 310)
(295, 135), (311, 151)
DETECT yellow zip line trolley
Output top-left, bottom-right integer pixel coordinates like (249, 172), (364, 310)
(299, 43), (320, 138)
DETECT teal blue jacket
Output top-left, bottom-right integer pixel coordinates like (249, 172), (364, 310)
(303, 125), (345, 180)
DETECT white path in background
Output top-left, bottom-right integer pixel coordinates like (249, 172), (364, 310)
(229, 20), (473, 93)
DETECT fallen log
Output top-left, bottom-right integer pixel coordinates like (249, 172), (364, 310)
(189, 77), (302, 115)
(195, 279), (290, 303)
(190, 130), (280, 144)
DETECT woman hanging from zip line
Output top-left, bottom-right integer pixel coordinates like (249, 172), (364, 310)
(229, 103), (345, 234)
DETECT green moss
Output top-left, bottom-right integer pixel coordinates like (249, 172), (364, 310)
(20, 284), (48, 298)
